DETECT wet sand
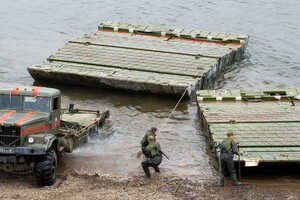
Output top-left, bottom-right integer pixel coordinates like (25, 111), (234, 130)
(1, 172), (300, 200)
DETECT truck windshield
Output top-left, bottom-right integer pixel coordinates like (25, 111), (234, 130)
(0, 95), (22, 109)
(24, 96), (50, 112)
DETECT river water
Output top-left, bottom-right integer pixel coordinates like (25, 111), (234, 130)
(0, 0), (299, 184)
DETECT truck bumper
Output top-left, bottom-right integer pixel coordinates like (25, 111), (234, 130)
(0, 147), (46, 172)
(0, 147), (46, 156)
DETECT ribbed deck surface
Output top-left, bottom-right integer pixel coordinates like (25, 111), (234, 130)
(201, 102), (300, 123)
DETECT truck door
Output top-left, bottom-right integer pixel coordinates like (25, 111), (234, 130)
(50, 96), (61, 134)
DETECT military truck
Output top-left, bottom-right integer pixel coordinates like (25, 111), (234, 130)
(0, 86), (109, 186)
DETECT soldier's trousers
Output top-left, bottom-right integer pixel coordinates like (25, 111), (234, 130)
(220, 152), (236, 177)
(141, 155), (162, 175)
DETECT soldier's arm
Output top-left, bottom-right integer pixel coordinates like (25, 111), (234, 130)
(154, 143), (161, 152)
(144, 145), (152, 158)
(154, 143), (169, 159)
(141, 133), (147, 146)
(231, 140), (240, 155)
(156, 143), (161, 151)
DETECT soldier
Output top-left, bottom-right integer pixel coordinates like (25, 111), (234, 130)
(219, 132), (242, 187)
(141, 135), (162, 178)
(141, 127), (158, 156)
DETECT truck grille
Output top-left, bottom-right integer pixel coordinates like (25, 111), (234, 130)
(0, 126), (21, 147)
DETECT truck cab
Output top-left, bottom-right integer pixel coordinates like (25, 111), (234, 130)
(0, 86), (61, 145)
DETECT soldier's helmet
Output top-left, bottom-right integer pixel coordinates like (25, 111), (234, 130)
(147, 135), (155, 141)
(227, 132), (234, 137)
(151, 126), (158, 132)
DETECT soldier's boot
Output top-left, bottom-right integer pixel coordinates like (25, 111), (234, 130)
(142, 165), (151, 178)
(153, 166), (160, 173)
(144, 173), (151, 178)
(220, 174), (225, 187)
(231, 175), (241, 186)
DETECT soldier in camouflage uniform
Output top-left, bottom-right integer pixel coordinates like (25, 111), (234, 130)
(141, 135), (162, 178)
(141, 127), (158, 156)
(219, 132), (242, 187)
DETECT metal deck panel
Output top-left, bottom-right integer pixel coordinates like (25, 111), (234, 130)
(28, 21), (249, 96)
(211, 122), (300, 147)
(48, 42), (216, 77)
(197, 89), (300, 163)
(199, 102), (300, 123)
(72, 31), (238, 57)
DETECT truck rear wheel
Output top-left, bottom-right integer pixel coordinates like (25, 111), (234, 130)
(64, 137), (74, 153)
(35, 149), (57, 186)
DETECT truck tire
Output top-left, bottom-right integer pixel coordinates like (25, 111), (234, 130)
(64, 137), (74, 153)
(88, 125), (98, 137)
(35, 149), (57, 186)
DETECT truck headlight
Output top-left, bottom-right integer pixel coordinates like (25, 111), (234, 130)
(28, 137), (35, 144)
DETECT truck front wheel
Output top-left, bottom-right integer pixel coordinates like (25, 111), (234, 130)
(35, 149), (57, 186)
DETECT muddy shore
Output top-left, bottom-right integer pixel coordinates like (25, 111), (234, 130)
(1, 171), (300, 200)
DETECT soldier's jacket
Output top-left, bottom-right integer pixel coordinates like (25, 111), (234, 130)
(221, 138), (239, 155)
(146, 141), (162, 157)
(141, 130), (156, 147)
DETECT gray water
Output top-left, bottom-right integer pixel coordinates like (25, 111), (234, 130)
(0, 0), (299, 180)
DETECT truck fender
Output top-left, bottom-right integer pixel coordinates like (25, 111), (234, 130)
(45, 135), (60, 152)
